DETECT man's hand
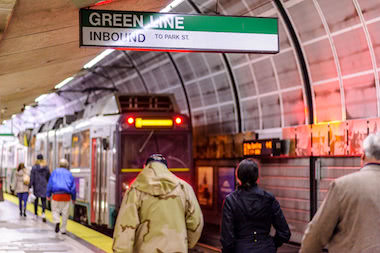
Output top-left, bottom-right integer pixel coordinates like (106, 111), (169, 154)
(47, 197), (51, 201)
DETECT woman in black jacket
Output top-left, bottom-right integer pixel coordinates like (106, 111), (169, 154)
(220, 158), (291, 253)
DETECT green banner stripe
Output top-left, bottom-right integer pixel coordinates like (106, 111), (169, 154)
(0, 133), (13, 136)
(80, 9), (278, 34)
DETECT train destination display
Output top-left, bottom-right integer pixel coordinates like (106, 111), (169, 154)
(79, 9), (279, 53)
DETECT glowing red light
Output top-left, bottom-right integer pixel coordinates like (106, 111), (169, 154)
(94, 0), (113, 6)
(175, 117), (182, 125)
(127, 117), (134, 125)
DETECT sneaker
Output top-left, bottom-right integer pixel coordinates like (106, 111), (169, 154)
(41, 213), (46, 223)
(61, 231), (67, 235)
(55, 223), (60, 233)
(23, 211), (26, 217)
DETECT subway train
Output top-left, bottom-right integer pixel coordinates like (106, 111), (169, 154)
(0, 93), (193, 229)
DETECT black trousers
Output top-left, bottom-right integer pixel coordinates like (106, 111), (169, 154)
(34, 197), (46, 215)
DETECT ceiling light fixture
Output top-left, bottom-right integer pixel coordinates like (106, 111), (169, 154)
(55, 77), (74, 89)
(35, 94), (48, 103)
(83, 49), (114, 69)
(160, 0), (185, 12)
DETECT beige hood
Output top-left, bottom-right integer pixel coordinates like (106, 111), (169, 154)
(133, 161), (179, 196)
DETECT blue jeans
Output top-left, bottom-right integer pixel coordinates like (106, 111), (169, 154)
(17, 192), (28, 213)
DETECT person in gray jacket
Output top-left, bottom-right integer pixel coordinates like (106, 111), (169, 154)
(300, 132), (380, 253)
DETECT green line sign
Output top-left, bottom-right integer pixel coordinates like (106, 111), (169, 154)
(79, 9), (279, 53)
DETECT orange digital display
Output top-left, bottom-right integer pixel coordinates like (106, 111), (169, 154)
(243, 139), (282, 157)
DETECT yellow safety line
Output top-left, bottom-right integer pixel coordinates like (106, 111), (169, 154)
(4, 193), (113, 253)
(169, 168), (190, 172)
(121, 168), (190, 172)
(121, 168), (143, 172)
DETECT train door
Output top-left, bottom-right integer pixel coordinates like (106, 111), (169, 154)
(91, 137), (109, 225)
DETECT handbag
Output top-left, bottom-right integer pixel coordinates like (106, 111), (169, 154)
(23, 173), (30, 186)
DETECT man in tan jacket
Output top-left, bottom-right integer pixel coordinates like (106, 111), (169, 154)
(300, 132), (380, 253)
(113, 154), (204, 253)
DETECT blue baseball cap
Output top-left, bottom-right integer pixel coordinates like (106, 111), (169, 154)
(145, 154), (168, 167)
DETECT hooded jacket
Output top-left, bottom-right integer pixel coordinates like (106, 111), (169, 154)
(221, 186), (291, 253)
(30, 162), (50, 197)
(113, 161), (204, 253)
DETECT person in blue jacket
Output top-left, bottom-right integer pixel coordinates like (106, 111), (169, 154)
(46, 158), (76, 234)
(220, 158), (291, 253)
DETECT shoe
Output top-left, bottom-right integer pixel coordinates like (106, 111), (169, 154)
(41, 213), (46, 223)
(55, 223), (60, 233)
(20, 211), (22, 216)
(61, 231), (67, 235)
(23, 211), (26, 217)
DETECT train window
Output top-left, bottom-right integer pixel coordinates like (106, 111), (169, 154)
(112, 131), (117, 175)
(8, 147), (14, 168)
(48, 142), (53, 170)
(57, 142), (63, 162)
(39, 140), (45, 159)
(120, 133), (191, 170)
(30, 136), (36, 165)
(17, 148), (25, 165)
(71, 130), (90, 168)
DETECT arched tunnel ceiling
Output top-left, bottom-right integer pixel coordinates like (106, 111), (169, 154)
(0, 0), (171, 120)
(2, 0), (380, 136)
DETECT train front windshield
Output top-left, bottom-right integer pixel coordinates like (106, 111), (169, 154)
(121, 132), (191, 170)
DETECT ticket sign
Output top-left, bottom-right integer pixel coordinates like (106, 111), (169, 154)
(79, 9), (279, 53)
(243, 139), (282, 156)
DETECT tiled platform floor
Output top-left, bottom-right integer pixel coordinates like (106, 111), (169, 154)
(0, 200), (103, 253)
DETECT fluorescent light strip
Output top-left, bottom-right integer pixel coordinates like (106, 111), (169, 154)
(83, 49), (115, 69)
(35, 94), (48, 103)
(160, 0), (185, 12)
(55, 77), (74, 89)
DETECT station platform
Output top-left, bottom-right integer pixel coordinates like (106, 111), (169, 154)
(1, 193), (301, 253)
(0, 193), (112, 253)
(197, 222), (301, 253)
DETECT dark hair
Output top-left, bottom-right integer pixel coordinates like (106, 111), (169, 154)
(145, 154), (168, 167)
(17, 163), (25, 172)
(37, 154), (43, 160)
(237, 158), (259, 190)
